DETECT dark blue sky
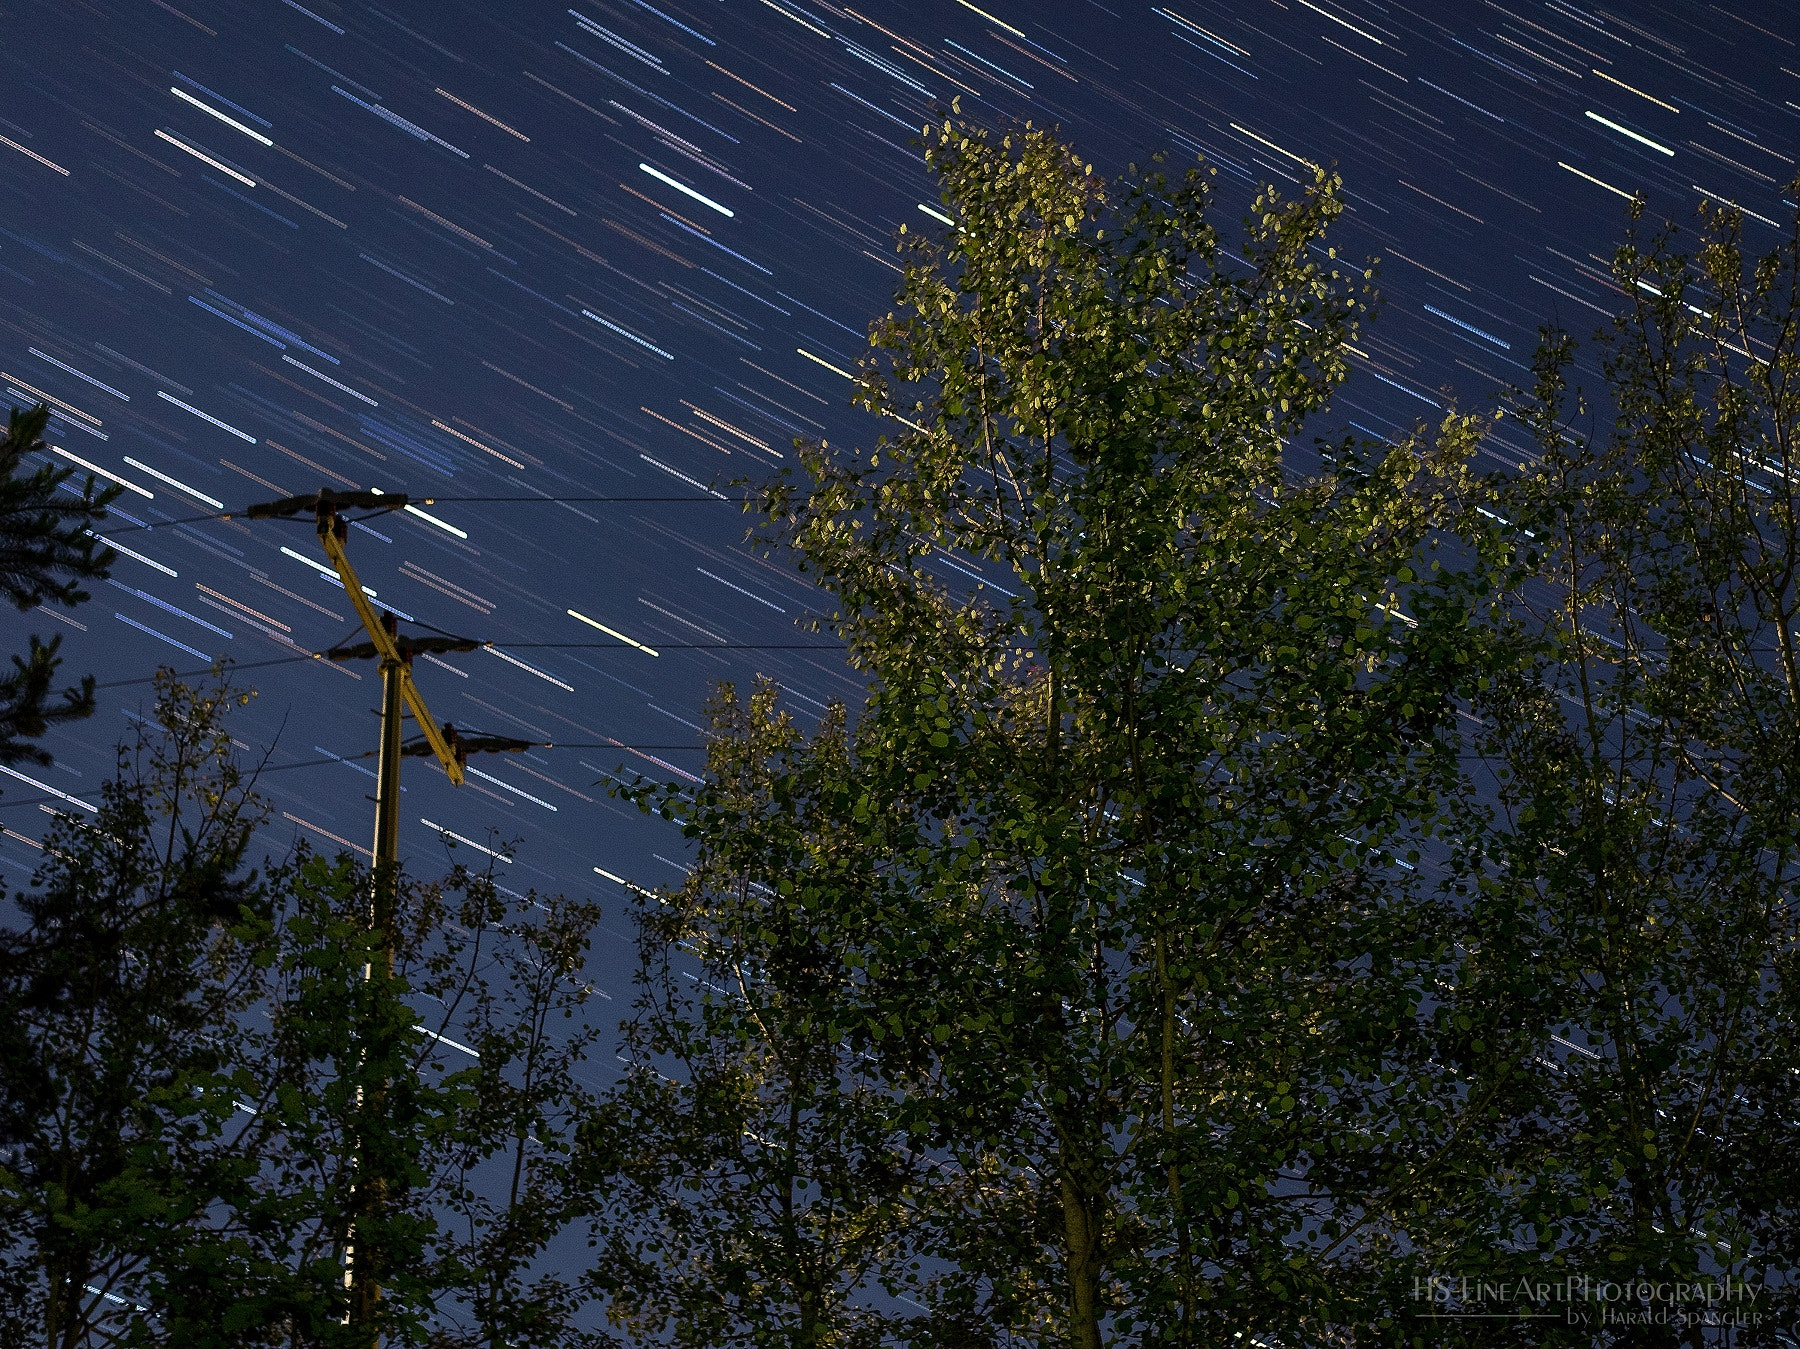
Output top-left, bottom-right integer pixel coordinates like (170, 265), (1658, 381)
(1, 0), (1795, 993)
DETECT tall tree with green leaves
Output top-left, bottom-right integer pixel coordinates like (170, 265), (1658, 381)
(589, 682), (927, 1349)
(607, 113), (1507, 1347)
(1417, 197), (1800, 1345)
(0, 403), (118, 766)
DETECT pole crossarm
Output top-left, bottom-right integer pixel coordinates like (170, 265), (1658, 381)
(401, 733), (534, 758)
(312, 503), (466, 787)
(242, 488), (410, 519)
(325, 635), (484, 662)
(237, 487), (533, 795)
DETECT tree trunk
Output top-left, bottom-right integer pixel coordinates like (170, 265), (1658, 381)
(1060, 1162), (1104, 1349)
(45, 1250), (86, 1349)
(1156, 929), (1196, 1344)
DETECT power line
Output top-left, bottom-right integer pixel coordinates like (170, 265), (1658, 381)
(94, 638), (847, 690)
(97, 656), (318, 688)
(93, 496), (752, 535)
(400, 611), (840, 653)
(539, 743), (708, 750)
(307, 740), (708, 763)
(427, 495), (753, 504)
(3, 737), (711, 805)
(492, 642), (844, 650)
(92, 512), (233, 536)
(0, 752), (382, 811)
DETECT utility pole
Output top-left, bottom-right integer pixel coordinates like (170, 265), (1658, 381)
(241, 489), (531, 1346)
(373, 609), (404, 929)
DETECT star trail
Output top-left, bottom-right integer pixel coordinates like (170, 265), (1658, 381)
(1, 0), (1795, 1006)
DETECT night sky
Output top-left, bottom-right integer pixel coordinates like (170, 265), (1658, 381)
(1, 0), (1795, 1000)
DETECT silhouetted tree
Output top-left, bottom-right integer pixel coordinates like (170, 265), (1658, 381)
(0, 673), (267, 1349)
(0, 672), (605, 1349)
(0, 402), (118, 766)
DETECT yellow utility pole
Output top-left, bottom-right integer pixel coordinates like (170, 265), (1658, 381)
(240, 488), (529, 1345)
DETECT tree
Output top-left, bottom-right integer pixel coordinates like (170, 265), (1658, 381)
(589, 682), (927, 1349)
(186, 850), (604, 1349)
(0, 672), (268, 1349)
(609, 113), (1503, 1346)
(1416, 197), (1800, 1344)
(0, 403), (118, 766)
(428, 871), (607, 1349)
(0, 672), (606, 1348)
